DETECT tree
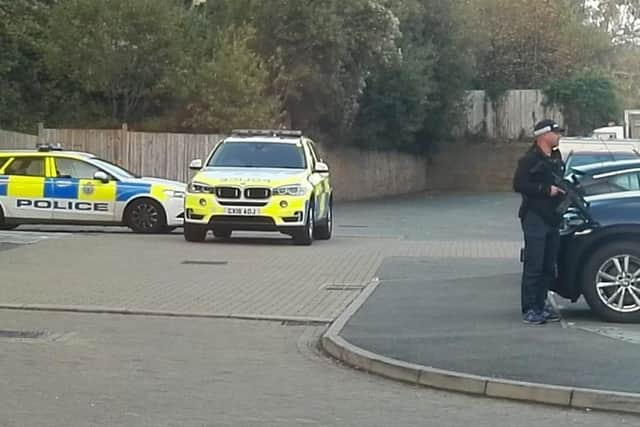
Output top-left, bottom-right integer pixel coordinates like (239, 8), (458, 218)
(585, 0), (640, 45)
(351, 0), (475, 153)
(202, 0), (402, 140)
(463, 0), (611, 91)
(0, 0), (59, 131)
(44, 0), (188, 124)
(544, 71), (619, 136)
(181, 25), (281, 132)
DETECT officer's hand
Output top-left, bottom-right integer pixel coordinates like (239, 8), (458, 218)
(550, 185), (565, 197)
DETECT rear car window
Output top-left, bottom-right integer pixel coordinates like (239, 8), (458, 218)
(4, 157), (46, 177)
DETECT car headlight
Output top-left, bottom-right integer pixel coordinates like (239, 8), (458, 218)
(188, 181), (214, 193)
(164, 189), (185, 198)
(273, 184), (307, 197)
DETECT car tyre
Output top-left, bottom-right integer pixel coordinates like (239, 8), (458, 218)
(184, 223), (208, 242)
(314, 199), (332, 240)
(0, 207), (17, 230)
(293, 203), (314, 246)
(125, 198), (167, 234)
(582, 241), (640, 323)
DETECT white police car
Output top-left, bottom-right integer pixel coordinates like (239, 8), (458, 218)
(0, 144), (186, 233)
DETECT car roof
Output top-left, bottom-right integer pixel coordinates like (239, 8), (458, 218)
(586, 190), (640, 203)
(571, 158), (640, 176)
(567, 150), (637, 156)
(0, 150), (97, 159)
(222, 136), (304, 144)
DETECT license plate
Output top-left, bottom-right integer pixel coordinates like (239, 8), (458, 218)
(225, 207), (260, 216)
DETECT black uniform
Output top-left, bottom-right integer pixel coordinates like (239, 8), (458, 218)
(512, 144), (565, 314)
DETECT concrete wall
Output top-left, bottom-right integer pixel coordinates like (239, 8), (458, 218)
(426, 141), (530, 193)
(318, 144), (428, 201)
(0, 127), (429, 202)
(0, 127), (529, 197)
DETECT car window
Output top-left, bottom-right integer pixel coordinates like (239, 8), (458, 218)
(4, 157), (46, 177)
(208, 141), (307, 169)
(608, 173), (640, 191)
(54, 157), (101, 179)
(307, 141), (321, 166)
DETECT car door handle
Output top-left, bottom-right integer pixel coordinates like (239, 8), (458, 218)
(56, 181), (74, 187)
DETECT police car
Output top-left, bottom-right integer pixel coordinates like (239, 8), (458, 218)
(0, 144), (186, 233)
(184, 129), (332, 245)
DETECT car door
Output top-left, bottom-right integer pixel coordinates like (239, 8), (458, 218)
(607, 173), (640, 193)
(306, 140), (330, 221)
(49, 157), (117, 222)
(0, 156), (51, 220)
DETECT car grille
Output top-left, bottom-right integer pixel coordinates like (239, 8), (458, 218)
(218, 201), (268, 207)
(244, 187), (271, 199)
(215, 187), (241, 199)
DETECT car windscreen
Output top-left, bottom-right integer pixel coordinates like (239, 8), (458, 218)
(207, 141), (306, 169)
(565, 153), (638, 172)
(92, 158), (140, 178)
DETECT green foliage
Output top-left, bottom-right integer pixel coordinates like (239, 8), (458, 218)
(543, 71), (619, 136)
(0, 0), (626, 153)
(351, 45), (434, 152)
(44, 0), (188, 124)
(464, 0), (611, 90)
(181, 25), (281, 132)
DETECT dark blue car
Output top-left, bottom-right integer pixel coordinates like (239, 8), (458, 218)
(567, 158), (640, 197)
(554, 190), (640, 323)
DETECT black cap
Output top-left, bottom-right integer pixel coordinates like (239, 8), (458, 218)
(533, 119), (565, 137)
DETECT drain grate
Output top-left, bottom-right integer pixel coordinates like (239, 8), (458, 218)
(323, 283), (367, 291)
(0, 330), (45, 339)
(181, 260), (228, 265)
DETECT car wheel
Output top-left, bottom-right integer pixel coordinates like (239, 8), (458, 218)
(314, 200), (332, 240)
(125, 198), (166, 234)
(213, 228), (232, 239)
(582, 241), (640, 323)
(184, 223), (208, 242)
(293, 203), (314, 246)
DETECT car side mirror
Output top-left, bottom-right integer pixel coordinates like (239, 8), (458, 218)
(189, 159), (203, 170)
(314, 161), (329, 173)
(94, 171), (110, 183)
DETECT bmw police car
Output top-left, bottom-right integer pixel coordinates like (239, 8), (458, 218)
(184, 129), (332, 245)
(0, 144), (185, 233)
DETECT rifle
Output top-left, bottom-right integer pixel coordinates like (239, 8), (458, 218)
(530, 160), (597, 225)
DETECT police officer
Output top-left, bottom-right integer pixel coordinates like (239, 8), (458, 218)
(513, 119), (566, 325)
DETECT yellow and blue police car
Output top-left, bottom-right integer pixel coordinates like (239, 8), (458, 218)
(0, 144), (186, 233)
(184, 129), (333, 245)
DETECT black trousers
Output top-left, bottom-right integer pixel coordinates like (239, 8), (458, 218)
(520, 211), (560, 313)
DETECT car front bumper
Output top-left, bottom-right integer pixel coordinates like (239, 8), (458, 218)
(184, 193), (309, 230)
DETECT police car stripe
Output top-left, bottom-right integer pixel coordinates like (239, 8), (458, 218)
(44, 178), (80, 199)
(0, 176), (7, 197)
(116, 182), (151, 202)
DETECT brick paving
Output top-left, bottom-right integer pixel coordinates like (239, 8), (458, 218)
(0, 194), (523, 320)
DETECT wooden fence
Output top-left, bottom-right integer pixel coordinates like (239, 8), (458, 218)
(0, 129), (38, 149)
(35, 125), (224, 183)
(0, 125), (429, 200)
(462, 89), (564, 140)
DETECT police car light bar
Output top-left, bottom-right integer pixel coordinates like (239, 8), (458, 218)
(231, 129), (303, 137)
(36, 142), (63, 152)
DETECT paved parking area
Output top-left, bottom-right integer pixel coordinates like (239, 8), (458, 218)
(0, 194), (522, 321)
(3, 310), (636, 427)
(3, 192), (640, 424)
